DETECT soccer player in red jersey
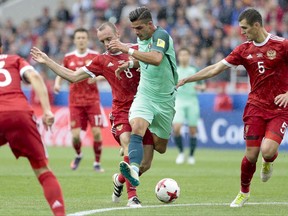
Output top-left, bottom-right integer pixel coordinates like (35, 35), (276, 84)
(0, 37), (65, 215)
(177, 8), (288, 207)
(31, 22), (154, 207)
(54, 28), (105, 172)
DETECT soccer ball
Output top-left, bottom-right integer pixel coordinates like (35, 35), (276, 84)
(155, 178), (180, 203)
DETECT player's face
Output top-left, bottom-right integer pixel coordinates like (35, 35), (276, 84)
(131, 20), (153, 41)
(74, 32), (89, 51)
(97, 27), (119, 53)
(239, 19), (258, 41)
(178, 50), (190, 65)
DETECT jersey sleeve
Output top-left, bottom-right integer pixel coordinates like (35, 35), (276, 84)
(82, 54), (103, 78)
(18, 57), (35, 84)
(151, 29), (169, 54)
(222, 44), (243, 68)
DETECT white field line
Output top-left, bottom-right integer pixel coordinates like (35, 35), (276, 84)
(67, 202), (288, 216)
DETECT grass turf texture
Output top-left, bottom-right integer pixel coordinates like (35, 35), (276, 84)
(0, 145), (288, 216)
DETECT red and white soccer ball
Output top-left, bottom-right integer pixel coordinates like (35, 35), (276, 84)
(155, 178), (180, 203)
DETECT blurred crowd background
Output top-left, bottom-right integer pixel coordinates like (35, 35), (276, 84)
(1, 0), (288, 100)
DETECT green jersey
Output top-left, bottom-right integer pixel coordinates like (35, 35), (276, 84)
(176, 65), (203, 99)
(137, 26), (178, 102)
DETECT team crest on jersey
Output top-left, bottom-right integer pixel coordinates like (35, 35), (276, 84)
(266, 50), (276, 60)
(156, 39), (165, 48)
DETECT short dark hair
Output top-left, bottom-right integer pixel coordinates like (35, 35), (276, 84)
(129, 6), (152, 23)
(73, 28), (89, 39)
(97, 22), (117, 33)
(178, 47), (191, 55)
(238, 8), (263, 26)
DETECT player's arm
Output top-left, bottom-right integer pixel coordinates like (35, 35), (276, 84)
(30, 47), (90, 83)
(177, 61), (229, 88)
(24, 69), (54, 130)
(108, 40), (162, 66)
(54, 76), (63, 93)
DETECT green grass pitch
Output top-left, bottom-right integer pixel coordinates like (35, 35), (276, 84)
(0, 145), (288, 216)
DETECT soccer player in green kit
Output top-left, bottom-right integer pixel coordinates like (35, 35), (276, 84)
(173, 47), (206, 165)
(108, 6), (178, 187)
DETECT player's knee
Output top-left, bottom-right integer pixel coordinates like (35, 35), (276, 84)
(93, 133), (102, 142)
(154, 145), (166, 154)
(72, 136), (81, 144)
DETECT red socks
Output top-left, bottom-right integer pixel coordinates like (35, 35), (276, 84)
(73, 140), (82, 155)
(263, 152), (278, 162)
(240, 156), (256, 193)
(38, 171), (65, 216)
(93, 141), (102, 163)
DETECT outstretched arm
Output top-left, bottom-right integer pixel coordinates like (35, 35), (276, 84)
(24, 69), (54, 131)
(30, 47), (90, 83)
(177, 61), (229, 88)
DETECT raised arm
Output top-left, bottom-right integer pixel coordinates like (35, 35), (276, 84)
(177, 61), (230, 88)
(30, 47), (90, 83)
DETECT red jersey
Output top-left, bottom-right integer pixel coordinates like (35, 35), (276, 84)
(63, 49), (100, 106)
(0, 54), (34, 112)
(223, 34), (288, 114)
(82, 47), (140, 115)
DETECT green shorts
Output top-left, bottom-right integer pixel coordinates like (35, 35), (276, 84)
(173, 98), (200, 126)
(129, 95), (176, 139)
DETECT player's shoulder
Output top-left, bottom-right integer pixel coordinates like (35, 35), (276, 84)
(64, 51), (76, 58)
(87, 49), (99, 55)
(269, 34), (286, 42)
(0, 54), (20, 60)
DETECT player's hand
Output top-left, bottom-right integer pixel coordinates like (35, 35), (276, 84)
(176, 79), (186, 89)
(53, 84), (61, 94)
(42, 110), (55, 131)
(30, 47), (49, 64)
(274, 92), (288, 108)
(108, 40), (128, 53)
(115, 62), (129, 80)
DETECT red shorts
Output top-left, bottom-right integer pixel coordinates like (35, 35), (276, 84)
(0, 111), (48, 168)
(110, 112), (154, 146)
(70, 102), (102, 130)
(243, 104), (288, 147)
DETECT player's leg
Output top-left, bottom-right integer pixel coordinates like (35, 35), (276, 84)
(120, 96), (153, 187)
(30, 160), (66, 216)
(187, 126), (197, 165)
(172, 101), (185, 164)
(70, 127), (83, 170)
(231, 110), (264, 207)
(187, 101), (200, 165)
(6, 111), (65, 215)
(260, 116), (287, 182)
(69, 106), (84, 170)
(87, 104), (105, 172)
(149, 99), (176, 155)
(173, 123), (184, 163)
